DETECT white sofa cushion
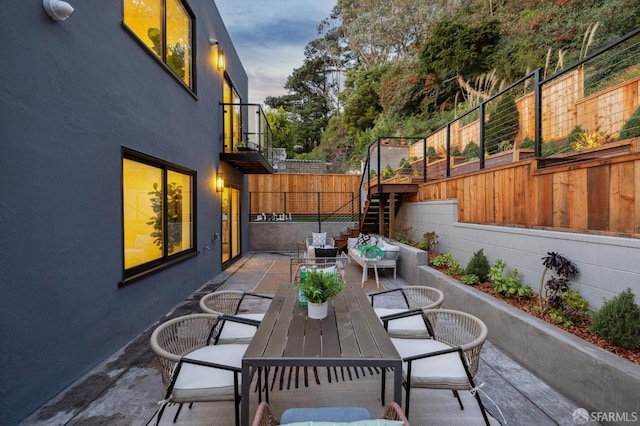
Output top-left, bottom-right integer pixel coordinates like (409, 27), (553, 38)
(173, 343), (247, 400)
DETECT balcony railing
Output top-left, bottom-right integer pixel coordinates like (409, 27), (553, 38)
(220, 103), (275, 174)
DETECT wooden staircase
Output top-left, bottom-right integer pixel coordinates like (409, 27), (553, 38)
(333, 182), (418, 251)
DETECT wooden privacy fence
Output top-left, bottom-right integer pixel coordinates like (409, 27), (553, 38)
(417, 140), (640, 236)
(248, 174), (361, 217)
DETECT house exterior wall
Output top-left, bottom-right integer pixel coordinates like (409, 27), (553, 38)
(0, 1), (247, 423)
(396, 200), (640, 310)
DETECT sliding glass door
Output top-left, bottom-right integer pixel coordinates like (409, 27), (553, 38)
(221, 186), (240, 264)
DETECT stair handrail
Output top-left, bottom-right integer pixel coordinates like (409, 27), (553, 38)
(320, 194), (361, 225)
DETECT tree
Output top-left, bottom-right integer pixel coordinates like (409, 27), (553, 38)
(341, 65), (389, 134)
(336, 0), (454, 67)
(265, 107), (295, 155)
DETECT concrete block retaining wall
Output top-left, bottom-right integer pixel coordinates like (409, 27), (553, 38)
(419, 265), (640, 421)
(397, 200), (640, 310)
(249, 222), (355, 252)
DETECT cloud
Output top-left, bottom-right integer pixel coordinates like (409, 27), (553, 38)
(216, 0), (335, 103)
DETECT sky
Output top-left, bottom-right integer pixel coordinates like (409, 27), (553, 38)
(215, 0), (337, 104)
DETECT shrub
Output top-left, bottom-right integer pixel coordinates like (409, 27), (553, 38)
(538, 252), (578, 312)
(426, 146), (438, 157)
(573, 129), (613, 151)
(590, 288), (640, 349)
(431, 253), (464, 276)
(549, 289), (591, 326)
(460, 274), (480, 285)
(430, 253), (453, 268)
(466, 249), (491, 282)
(462, 142), (480, 160)
(519, 137), (535, 149)
(618, 106), (640, 140)
(416, 231), (438, 251)
(400, 159), (413, 175)
(488, 259), (532, 298)
(394, 226), (412, 244)
(382, 165), (394, 179)
(565, 125), (585, 147)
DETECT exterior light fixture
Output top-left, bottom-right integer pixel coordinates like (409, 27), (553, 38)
(43, 0), (74, 21)
(216, 173), (224, 192)
(208, 38), (219, 46)
(217, 49), (226, 72)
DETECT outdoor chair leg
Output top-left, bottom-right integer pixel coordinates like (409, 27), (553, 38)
(405, 383), (411, 418)
(380, 368), (386, 405)
(156, 403), (168, 426)
(173, 403), (184, 422)
(453, 390), (464, 409)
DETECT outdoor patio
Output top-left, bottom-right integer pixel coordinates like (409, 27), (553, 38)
(21, 252), (598, 426)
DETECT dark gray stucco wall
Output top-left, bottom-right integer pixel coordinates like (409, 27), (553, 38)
(0, 1), (247, 424)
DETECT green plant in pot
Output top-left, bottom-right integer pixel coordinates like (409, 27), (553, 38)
(297, 268), (345, 319)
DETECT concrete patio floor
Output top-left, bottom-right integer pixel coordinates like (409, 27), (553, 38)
(21, 252), (599, 426)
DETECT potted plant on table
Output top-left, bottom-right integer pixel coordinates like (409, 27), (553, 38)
(297, 269), (345, 319)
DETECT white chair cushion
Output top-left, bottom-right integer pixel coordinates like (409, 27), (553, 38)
(375, 308), (431, 338)
(172, 343), (247, 400)
(347, 238), (358, 249)
(218, 313), (263, 344)
(391, 337), (470, 389)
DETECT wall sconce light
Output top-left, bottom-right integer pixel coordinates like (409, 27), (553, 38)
(43, 0), (74, 21)
(217, 50), (226, 72)
(216, 173), (224, 192)
(208, 38), (219, 46)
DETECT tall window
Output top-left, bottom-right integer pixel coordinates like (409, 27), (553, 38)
(123, 0), (193, 88)
(122, 150), (195, 280)
(223, 78), (242, 152)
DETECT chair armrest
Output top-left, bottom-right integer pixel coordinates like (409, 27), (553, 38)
(252, 402), (279, 426)
(221, 314), (261, 327)
(380, 308), (423, 322)
(369, 288), (402, 306)
(245, 292), (274, 300)
(404, 345), (462, 363)
(180, 357), (243, 373)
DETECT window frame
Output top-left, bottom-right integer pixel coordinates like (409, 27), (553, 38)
(120, 148), (198, 286)
(121, 0), (197, 92)
(222, 76), (243, 152)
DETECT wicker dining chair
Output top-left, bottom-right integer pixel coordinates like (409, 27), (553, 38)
(150, 313), (259, 426)
(369, 286), (444, 338)
(199, 290), (273, 343)
(381, 308), (489, 424)
(251, 401), (410, 426)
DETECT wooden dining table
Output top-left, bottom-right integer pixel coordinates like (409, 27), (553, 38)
(240, 272), (403, 426)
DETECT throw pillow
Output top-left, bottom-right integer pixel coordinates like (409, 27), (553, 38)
(312, 232), (327, 247)
(356, 233), (371, 246)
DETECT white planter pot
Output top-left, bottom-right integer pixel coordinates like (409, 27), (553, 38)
(307, 301), (328, 319)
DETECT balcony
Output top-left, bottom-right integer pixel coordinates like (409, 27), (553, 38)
(220, 103), (275, 174)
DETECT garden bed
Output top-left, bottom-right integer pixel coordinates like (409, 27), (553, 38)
(418, 263), (640, 419)
(426, 251), (640, 366)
